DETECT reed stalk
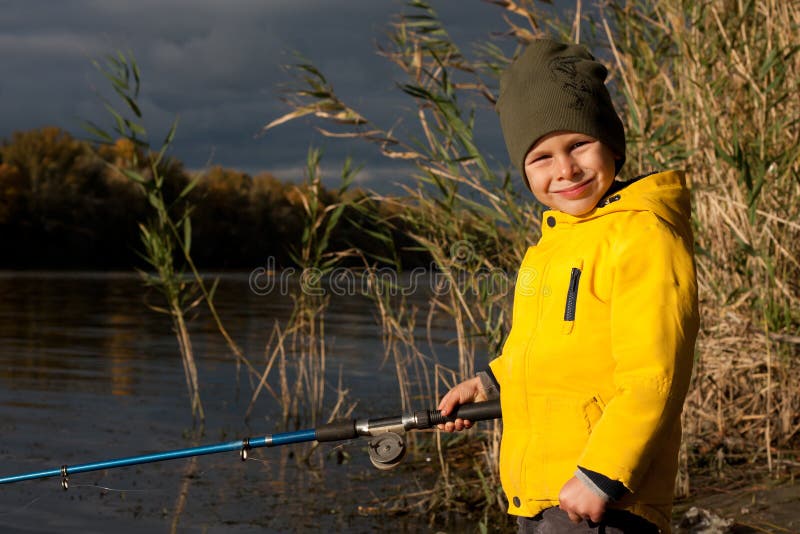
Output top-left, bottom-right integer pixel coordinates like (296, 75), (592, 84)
(599, 0), (800, 485)
(87, 52), (280, 424)
(247, 148), (358, 432)
(87, 51), (208, 421)
(85, 54), (361, 488)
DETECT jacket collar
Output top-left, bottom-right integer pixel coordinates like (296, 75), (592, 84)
(540, 170), (691, 235)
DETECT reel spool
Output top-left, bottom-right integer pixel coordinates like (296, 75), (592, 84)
(367, 432), (406, 470)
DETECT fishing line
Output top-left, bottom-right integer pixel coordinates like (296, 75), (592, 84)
(0, 496), (41, 516)
(68, 483), (150, 493)
(328, 440), (355, 451)
(0, 461), (246, 518)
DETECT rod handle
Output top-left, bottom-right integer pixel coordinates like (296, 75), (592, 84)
(314, 420), (358, 442)
(429, 399), (501, 425)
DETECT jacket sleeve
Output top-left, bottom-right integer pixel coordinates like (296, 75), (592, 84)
(577, 212), (699, 491)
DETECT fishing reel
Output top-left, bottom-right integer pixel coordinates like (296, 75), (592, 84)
(356, 400), (501, 470)
(366, 432), (406, 470)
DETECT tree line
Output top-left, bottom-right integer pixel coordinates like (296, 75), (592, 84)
(0, 127), (428, 270)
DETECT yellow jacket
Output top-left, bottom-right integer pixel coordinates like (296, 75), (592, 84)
(490, 170), (699, 532)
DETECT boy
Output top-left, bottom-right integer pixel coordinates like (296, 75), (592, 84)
(437, 39), (699, 533)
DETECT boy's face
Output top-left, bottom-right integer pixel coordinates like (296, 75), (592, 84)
(523, 131), (618, 216)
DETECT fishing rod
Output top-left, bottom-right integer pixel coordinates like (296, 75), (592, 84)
(0, 399), (500, 489)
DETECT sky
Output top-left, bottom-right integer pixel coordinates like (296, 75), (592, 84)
(0, 0), (539, 192)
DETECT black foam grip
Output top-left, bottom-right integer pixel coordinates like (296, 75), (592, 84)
(314, 420), (358, 442)
(430, 399), (502, 425)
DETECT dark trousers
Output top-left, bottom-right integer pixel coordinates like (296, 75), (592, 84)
(517, 507), (660, 533)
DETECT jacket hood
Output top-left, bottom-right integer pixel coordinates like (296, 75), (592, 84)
(541, 170), (692, 236)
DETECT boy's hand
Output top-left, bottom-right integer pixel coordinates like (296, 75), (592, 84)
(436, 376), (487, 432)
(558, 476), (607, 523)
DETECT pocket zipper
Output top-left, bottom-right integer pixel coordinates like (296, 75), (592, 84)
(562, 267), (581, 333)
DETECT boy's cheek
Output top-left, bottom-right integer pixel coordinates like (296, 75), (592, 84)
(523, 168), (534, 190)
(523, 169), (544, 198)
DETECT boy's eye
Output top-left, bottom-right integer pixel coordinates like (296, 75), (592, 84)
(528, 154), (550, 165)
(572, 140), (592, 149)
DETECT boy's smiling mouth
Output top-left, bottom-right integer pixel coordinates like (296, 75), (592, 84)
(552, 178), (594, 197)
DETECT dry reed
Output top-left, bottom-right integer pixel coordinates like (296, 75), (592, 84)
(245, 149), (358, 441)
(601, 0), (800, 485)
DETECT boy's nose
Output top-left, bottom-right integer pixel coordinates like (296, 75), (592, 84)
(555, 154), (580, 181)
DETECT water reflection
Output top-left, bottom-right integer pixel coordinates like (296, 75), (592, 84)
(0, 273), (163, 396)
(105, 313), (137, 396)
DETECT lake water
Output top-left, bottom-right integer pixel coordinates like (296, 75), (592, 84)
(0, 271), (482, 533)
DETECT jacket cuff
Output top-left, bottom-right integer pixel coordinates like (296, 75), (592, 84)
(476, 368), (500, 399)
(576, 466), (629, 502)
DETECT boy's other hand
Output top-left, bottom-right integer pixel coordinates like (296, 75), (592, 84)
(558, 476), (607, 523)
(436, 376), (487, 432)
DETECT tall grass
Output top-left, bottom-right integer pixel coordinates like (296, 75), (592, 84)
(88, 53), (361, 455)
(265, 0), (800, 519)
(280, 148), (358, 428)
(88, 52), (207, 421)
(245, 148), (359, 443)
(87, 53), (279, 425)
(600, 0), (800, 483)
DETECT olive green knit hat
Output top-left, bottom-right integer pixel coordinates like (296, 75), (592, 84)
(495, 39), (626, 186)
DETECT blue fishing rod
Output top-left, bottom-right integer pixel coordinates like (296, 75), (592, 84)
(0, 399), (500, 489)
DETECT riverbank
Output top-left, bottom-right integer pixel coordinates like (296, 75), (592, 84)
(673, 467), (799, 533)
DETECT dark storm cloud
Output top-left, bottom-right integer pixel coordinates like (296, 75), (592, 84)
(0, 1), (514, 188)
